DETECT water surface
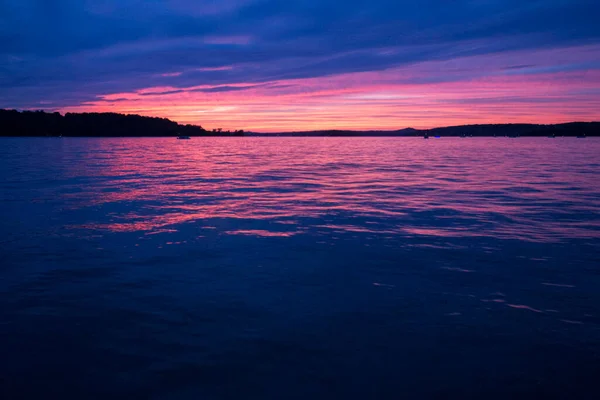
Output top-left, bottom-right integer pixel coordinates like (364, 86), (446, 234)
(1, 137), (599, 399)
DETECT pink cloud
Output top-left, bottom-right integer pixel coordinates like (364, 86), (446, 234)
(160, 72), (183, 77)
(203, 35), (253, 45)
(61, 45), (600, 132)
(196, 66), (234, 72)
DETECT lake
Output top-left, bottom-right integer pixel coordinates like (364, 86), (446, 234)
(1, 137), (599, 399)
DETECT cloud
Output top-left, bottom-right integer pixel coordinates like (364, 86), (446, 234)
(0, 0), (598, 127)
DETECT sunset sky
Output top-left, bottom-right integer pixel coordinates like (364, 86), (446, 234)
(1, 0), (599, 132)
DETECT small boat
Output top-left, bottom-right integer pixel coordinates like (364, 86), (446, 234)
(547, 134), (556, 138)
(577, 134), (586, 138)
(434, 136), (441, 138)
(423, 135), (429, 139)
(177, 135), (191, 140)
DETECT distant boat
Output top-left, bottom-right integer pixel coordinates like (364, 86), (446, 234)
(424, 134), (429, 139)
(177, 135), (191, 140)
(460, 134), (466, 138)
(577, 134), (586, 138)
(434, 136), (441, 138)
(547, 134), (556, 138)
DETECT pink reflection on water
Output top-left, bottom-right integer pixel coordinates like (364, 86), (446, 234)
(507, 304), (544, 313)
(561, 320), (584, 325)
(51, 137), (600, 243)
(225, 230), (296, 237)
(542, 283), (576, 288)
(373, 283), (396, 288)
(442, 267), (474, 273)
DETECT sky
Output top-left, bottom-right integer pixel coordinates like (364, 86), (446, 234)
(1, 0), (599, 132)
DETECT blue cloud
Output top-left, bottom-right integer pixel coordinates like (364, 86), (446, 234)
(0, 0), (599, 109)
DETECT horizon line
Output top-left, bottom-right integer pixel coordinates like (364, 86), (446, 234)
(2, 108), (599, 135)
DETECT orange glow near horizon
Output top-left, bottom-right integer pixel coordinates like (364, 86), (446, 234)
(60, 48), (600, 132)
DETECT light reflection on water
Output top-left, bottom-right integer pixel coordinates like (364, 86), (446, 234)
(1, 137), (599, 399)
(2, 137), (598, 242)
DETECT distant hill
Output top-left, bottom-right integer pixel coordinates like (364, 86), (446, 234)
(250, 123), (600, 137)
(424, 123), (600, 137)
(1, 109), (598, 137)
(0, 109), (244, 137)
(249, 128), (420, 137)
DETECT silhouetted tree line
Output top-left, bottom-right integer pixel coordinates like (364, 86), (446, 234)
(2, 109), (596, 137)
(0, 109), (245, 137)
(249, 123), (599, 137)
(420, 123), (600, 137)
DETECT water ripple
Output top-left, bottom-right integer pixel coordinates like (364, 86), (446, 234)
(1, 137), (598, 242)
(1, 138), (600, 398)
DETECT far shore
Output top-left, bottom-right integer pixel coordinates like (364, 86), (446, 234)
(1, 109), (598, 137)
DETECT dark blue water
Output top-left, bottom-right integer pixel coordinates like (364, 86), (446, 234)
(1, 137), (599, 399)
